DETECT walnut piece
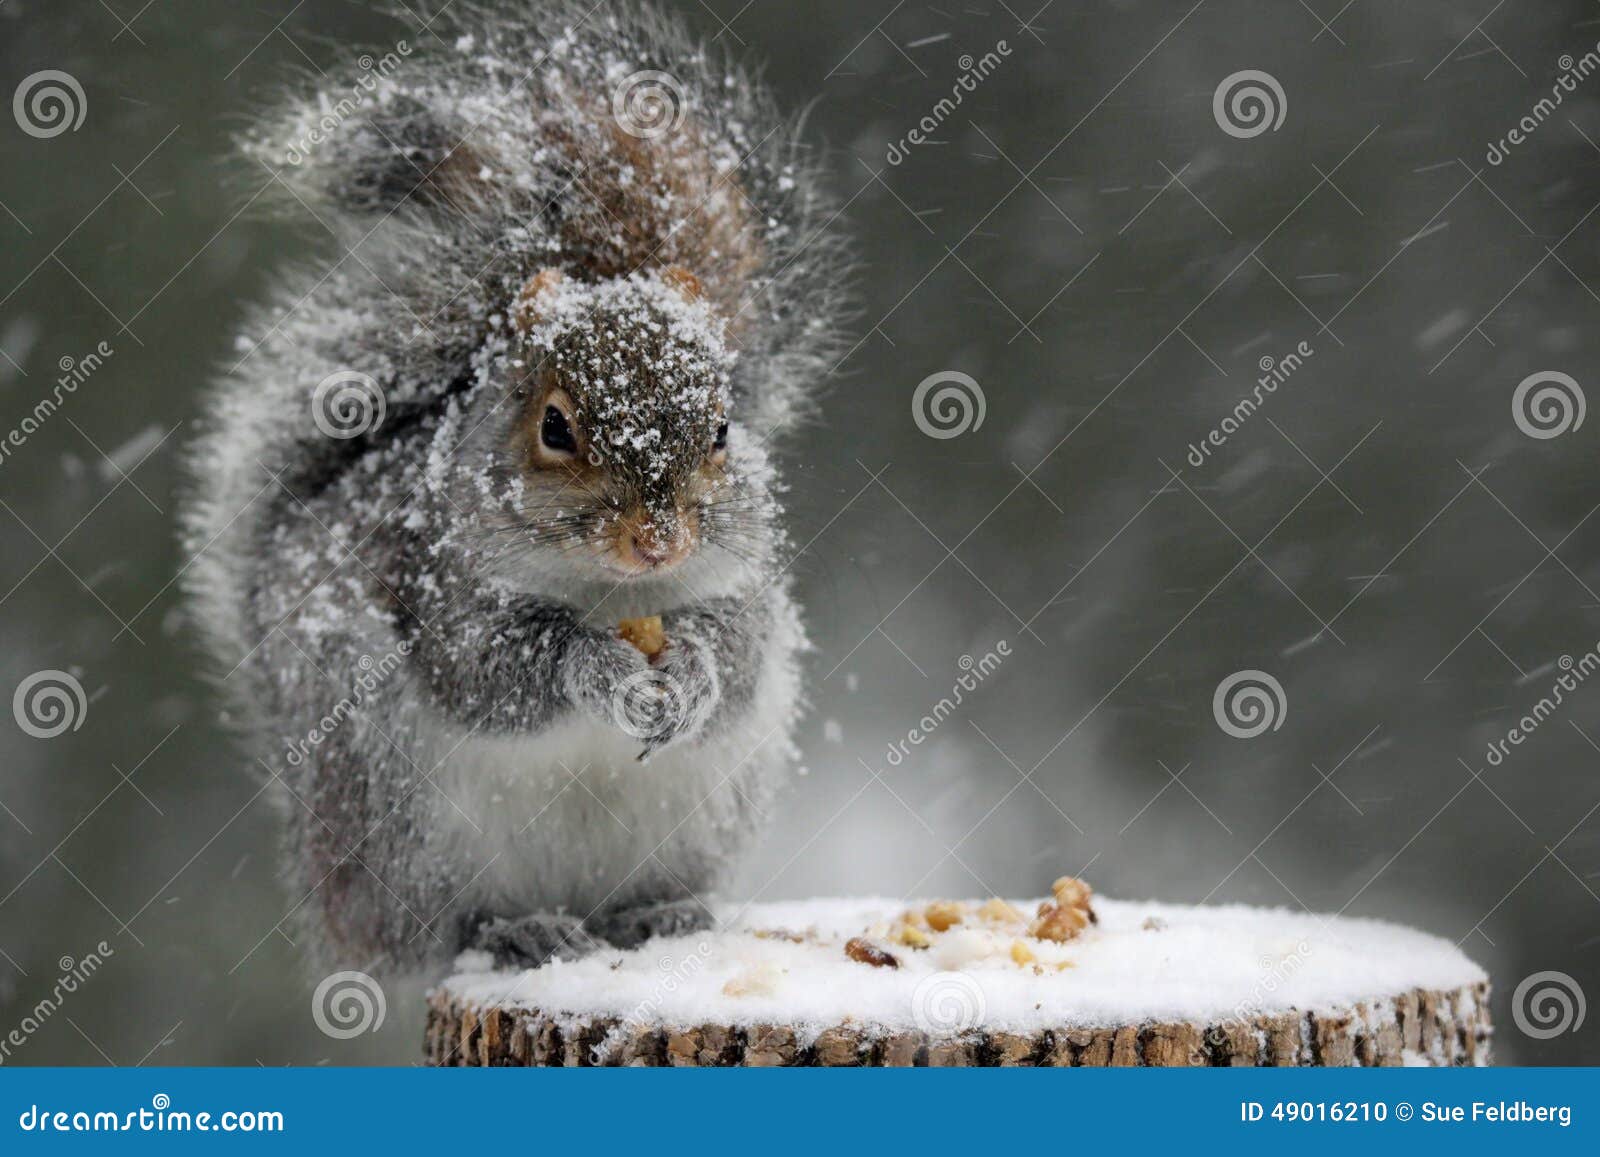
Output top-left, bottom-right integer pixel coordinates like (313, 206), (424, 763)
(1028, 876), (1096, 943)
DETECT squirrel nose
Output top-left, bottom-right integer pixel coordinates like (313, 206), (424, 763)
(617, 507), (695, 571)
(632, 538), (670, 566)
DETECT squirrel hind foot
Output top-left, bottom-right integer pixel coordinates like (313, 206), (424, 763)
(472, 912), (610, 970)
(587, 898), (715, 951)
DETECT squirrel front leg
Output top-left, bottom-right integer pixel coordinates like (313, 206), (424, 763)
(634, 594), (773, 760)
(406, 585), (648, 734)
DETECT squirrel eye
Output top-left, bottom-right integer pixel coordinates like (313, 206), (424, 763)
(713, 420), (729, 451)
(540, 404), (578, 455)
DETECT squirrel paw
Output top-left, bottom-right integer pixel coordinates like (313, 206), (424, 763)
(631, 639), (720, 761)
(587, 898), (714, 951)
(472, 912), (608, 969)
(566, 629), (650, 718)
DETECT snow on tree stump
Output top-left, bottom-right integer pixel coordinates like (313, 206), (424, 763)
(424, 897), (1491, 1067)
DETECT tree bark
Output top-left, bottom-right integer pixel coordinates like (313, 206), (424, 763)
(424, 980), (1491, 1067)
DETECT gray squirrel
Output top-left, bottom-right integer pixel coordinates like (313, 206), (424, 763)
(181, 0), (845, 973)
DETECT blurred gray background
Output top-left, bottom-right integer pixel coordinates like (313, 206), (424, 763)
(3, 0), (1599, 1065)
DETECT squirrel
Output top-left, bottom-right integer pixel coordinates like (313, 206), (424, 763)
(181, 0), (846, 974)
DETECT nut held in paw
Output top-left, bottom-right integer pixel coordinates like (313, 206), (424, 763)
(618, 615), (666, 658)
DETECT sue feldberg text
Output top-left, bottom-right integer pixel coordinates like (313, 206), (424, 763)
(1241, 1101), (1571, 1127)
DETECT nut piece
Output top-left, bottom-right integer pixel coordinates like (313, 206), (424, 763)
(722, 963), (781, 997)
(924, 901), (965, 932)
(978, 898), (1026, 925)
(618, 615), (666, 658)
(1051, 876), (1095, 916)
(1009, 939), (1036, 966)
(844, 937), (899, 969)
(1029, 876), (1096, 943)
(893, 924), (933, 950)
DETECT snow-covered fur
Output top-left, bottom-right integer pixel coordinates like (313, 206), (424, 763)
(180, 1), (845, 974)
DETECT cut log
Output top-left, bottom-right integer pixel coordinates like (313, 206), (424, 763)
(423, 897), (1492, 1067)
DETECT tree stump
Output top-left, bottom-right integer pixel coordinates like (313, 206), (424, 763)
(423, 897), (1491, 1067)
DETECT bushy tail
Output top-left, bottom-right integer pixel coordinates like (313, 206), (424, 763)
(242, 0), (849, 433)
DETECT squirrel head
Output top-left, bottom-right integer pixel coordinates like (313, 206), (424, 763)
(484, 265), (765, 582)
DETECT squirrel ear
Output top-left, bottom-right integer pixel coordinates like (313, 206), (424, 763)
(659, 265), (703, 302)
(513, 268), (566, 333)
